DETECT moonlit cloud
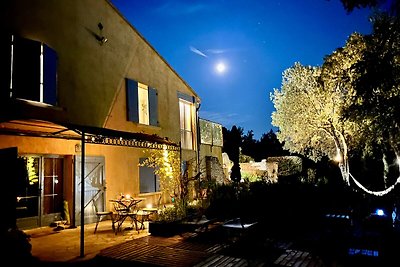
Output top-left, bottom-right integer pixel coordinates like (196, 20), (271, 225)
(206, 49), (226, 54)
(190, 47), (231, 58)
(190, 46), (208, 58)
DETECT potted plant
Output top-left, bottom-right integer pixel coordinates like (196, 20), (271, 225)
(140, 147), (193, 236)
(148, 205), (185, 236)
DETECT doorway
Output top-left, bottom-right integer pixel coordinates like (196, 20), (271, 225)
(16, 155), (64, 229)
(74, 156), (106, 226)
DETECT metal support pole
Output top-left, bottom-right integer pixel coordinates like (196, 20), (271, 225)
(80, 131), (85, 258)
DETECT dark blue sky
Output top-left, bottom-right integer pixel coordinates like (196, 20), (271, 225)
(110, 0), (373, 139)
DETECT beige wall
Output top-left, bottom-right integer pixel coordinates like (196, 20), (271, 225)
(1, 0), (203, 227)
(200, 144), (223, 164)
(2, 0), (198, 145)
(0, 135), (166, 212)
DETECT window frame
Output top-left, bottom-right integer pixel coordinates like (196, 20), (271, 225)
(4, 34), (58, 106)
(178, 93), (196, 150)
(126, 78), (158, 126)
(139, 158), (160, 194)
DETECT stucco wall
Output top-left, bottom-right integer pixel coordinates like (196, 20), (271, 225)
(0, 135), (164, 211)
(2, 0), (198, 145)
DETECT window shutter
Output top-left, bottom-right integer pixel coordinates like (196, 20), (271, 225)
(1, 34), (12, 100)
(126, 78), (139, 122)
(13, 36), (41, 101)
(43, 44), (58, 105)
(148, 87), (158, 126)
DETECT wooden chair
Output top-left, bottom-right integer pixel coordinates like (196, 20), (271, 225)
(93, 199), (114, 234)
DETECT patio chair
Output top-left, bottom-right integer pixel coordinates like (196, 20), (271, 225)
(111, 199), (141, 234)
(93, 199), (114, 234)
(141, 194), (163, 221)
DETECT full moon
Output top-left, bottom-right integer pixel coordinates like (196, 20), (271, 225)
(215, 62), (226, 73)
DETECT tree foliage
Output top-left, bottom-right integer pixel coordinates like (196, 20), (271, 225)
(271, 13), (400, 194)
(271, 62), (359, 163)
(344, 14), (400, 155)
(223, 126), (287, 163)
(339, 0), (399, 15)
(139, 147), (197, 215)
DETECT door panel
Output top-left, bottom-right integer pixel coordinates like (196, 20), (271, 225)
(74, 156), (106, 226)
(16, 156), (40, 229)
(41, 157), (64, 226)
(16, 156), (64, 229)
(0, 147), (18, 232)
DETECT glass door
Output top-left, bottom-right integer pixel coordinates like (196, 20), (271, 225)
(41, 157), (64, 226)
(16, 156), (64, 229)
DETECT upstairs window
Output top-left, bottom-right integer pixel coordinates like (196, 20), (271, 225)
(178, 92), (196, 150)
(1, 34), (58, 105)
(126, 78), (158, 126)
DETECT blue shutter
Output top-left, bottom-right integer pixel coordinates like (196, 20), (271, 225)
(43, 44), (57, 105)
(1, 34), (12, 99)
(148, 87), (158, 126)
(126, 79), (138, 122)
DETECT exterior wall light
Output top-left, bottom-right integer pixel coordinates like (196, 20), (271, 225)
(96, 22), (108, 45)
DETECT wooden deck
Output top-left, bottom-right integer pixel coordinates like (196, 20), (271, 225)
(97, 226), (324, 267)
(97, 229), (259, 267)
(273, 249), (325, 267)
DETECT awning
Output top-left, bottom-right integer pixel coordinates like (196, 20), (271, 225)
(0, 119), (179, 150)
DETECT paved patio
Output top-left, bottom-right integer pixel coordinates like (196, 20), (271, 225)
(25, 220), (151, 264)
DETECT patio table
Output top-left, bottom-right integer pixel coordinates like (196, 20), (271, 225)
(110, 197), (145, 234)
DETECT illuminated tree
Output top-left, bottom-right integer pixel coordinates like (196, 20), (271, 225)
(139, 146), (196, 215)
(271, 61), (360, 186)
(343, 14), (400, 156)
(271, 15), (400, 195)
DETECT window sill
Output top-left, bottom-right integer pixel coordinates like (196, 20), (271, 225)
(15, 98), (63, 111)
(134, 122), (161, 130)
(138, 192), (162, 197)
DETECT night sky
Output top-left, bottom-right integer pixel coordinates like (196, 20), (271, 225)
(110, 0), (373, 139)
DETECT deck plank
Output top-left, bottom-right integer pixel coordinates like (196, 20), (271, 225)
(273, 249), (324, 267)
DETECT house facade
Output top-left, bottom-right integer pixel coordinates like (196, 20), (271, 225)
(0, 0), (203, 230)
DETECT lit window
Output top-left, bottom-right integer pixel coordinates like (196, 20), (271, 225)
(126, 78), (158, 126)
(179, 98), (194, 150)
(138, 83), (149, 125)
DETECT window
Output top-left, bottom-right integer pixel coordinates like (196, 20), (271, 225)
(138, 83), (149, 125)
(1, 34), (58, 105)
(126, 78), (158, 126)
(178, 92), (195, 150)
(139, 158), (160, 193)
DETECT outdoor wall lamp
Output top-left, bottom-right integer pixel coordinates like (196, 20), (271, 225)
(95, 35), (108, 45)
(95, 22), (108, 45)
